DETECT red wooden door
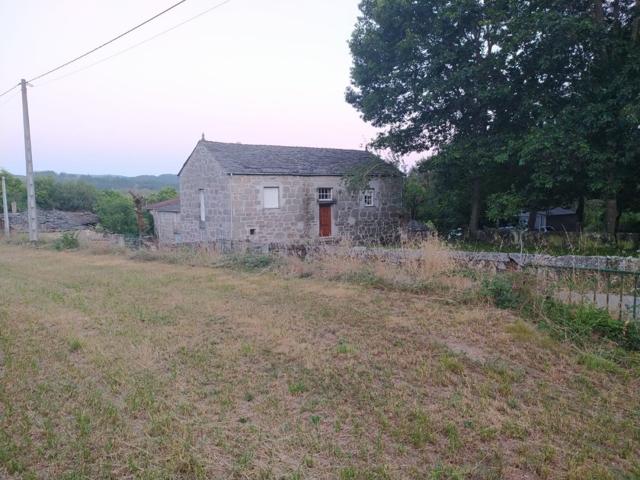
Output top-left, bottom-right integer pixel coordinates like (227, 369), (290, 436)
(319, 204), (332, 237)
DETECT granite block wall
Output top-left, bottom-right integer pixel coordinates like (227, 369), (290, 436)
(179, 144), (232, 243)
(150, 211), (180, 246)
(229, 175), (403, 245)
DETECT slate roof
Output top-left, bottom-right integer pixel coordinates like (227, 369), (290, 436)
(146, 198), (180, 213)
(179, 140), (402, 177)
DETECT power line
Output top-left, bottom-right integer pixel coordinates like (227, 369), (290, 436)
(0, 88), (19, 108)
(27, 0), (189, 83)
(37, 0), (235, 88)
(0, 83), (20, 99)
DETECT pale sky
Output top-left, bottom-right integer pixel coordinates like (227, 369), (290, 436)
(0, 0), (386, 176)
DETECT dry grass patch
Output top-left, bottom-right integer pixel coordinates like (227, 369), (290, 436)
(0, 244), (639, 479)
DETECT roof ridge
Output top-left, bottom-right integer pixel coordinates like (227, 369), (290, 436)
(179, 139), (403, 177)
(200, 139), (372, 155)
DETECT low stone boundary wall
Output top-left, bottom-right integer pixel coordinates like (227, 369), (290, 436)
(454, 251), (640, 272)
(2, 210), (98, 233)
(340, 247), (640, 272)
(77, 230), (125, 248)
(166, 240), (640, 273)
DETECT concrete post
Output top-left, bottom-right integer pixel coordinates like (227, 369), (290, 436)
(1, 176), (9, 237)
(20, 79), (38, 242)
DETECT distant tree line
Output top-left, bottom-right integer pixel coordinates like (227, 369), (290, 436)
(347, 0), (640, 236)
(33, 171), (179, 191)
(0, 169), (177, 235)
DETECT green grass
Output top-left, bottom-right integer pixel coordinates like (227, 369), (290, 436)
(0, 244), (639, 478)
(68, 337), (83, 353)
(219, 253), (278, 272)
(482, 272), (640, 352)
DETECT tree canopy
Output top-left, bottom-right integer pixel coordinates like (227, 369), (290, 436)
(347, 0), (640, 235)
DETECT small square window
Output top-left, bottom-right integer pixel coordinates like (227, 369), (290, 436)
(363, 189), (374, 207)
(264, 187), (279, 209)
(249, 228), (256, 235)
(318, 187), (332, 201)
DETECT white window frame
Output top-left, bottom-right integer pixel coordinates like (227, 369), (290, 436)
(363, 189), (374, 207)
(318, 187), (333, 202)
(263, 187), (280, 209)
(199, 189), (206, 221)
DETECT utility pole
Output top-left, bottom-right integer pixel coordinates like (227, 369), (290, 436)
(20, 79), (38, 242)
(1, 176), (9, 238)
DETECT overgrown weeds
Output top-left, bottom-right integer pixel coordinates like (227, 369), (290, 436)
(538, 301), (640, 351)
(53, 232), (80, 251)
(481, 271), (640, 352)
(217, 253), (278, 272)
(284, 237), (463, 295)
(129, 246), (222, 266)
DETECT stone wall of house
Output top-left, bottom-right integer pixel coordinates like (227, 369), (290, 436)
(150, 211), (180, 246)
(229, 175), (403, 245)
(178, 144), (232, 244)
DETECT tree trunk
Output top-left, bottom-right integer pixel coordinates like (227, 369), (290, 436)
(527, 211), (537, 231)
(468, 177), (481, 238)
(593, 0), (604, 22)
(576, 196), (585, 232)
(129, 191), (147, 241)
(633, 0), (640, 42)
(605, 198), (618, 238)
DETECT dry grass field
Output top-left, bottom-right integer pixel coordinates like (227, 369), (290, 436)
(0, 244), (639, 479)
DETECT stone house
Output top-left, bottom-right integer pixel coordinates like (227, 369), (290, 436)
(162, 139), (403, 247)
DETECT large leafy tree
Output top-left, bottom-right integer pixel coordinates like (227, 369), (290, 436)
(347, 0), (640, 236)
(347, 0), (515, 236)
(513, 0), (640, 234)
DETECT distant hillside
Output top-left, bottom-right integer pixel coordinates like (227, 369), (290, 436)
(31, 171), (178, 192)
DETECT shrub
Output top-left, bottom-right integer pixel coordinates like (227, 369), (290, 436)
(53, 232), (79, 251)
(481, 275), (522, 309)
(481, 273), (640, 351)
(95, 190), (138, 235)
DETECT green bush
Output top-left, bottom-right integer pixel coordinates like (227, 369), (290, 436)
(53, 232), (79, 251)
(481, 275), (522, 309)
(95, 190), (138, 235)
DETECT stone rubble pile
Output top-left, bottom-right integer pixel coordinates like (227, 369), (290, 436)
(2, 210), (98, 233)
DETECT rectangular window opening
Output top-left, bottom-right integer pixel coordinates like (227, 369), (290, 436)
(363, 189), (374, 207)
(318, 187), (333, 201)
(264, 187), (279, 209)
(199, 189), (206, 222)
